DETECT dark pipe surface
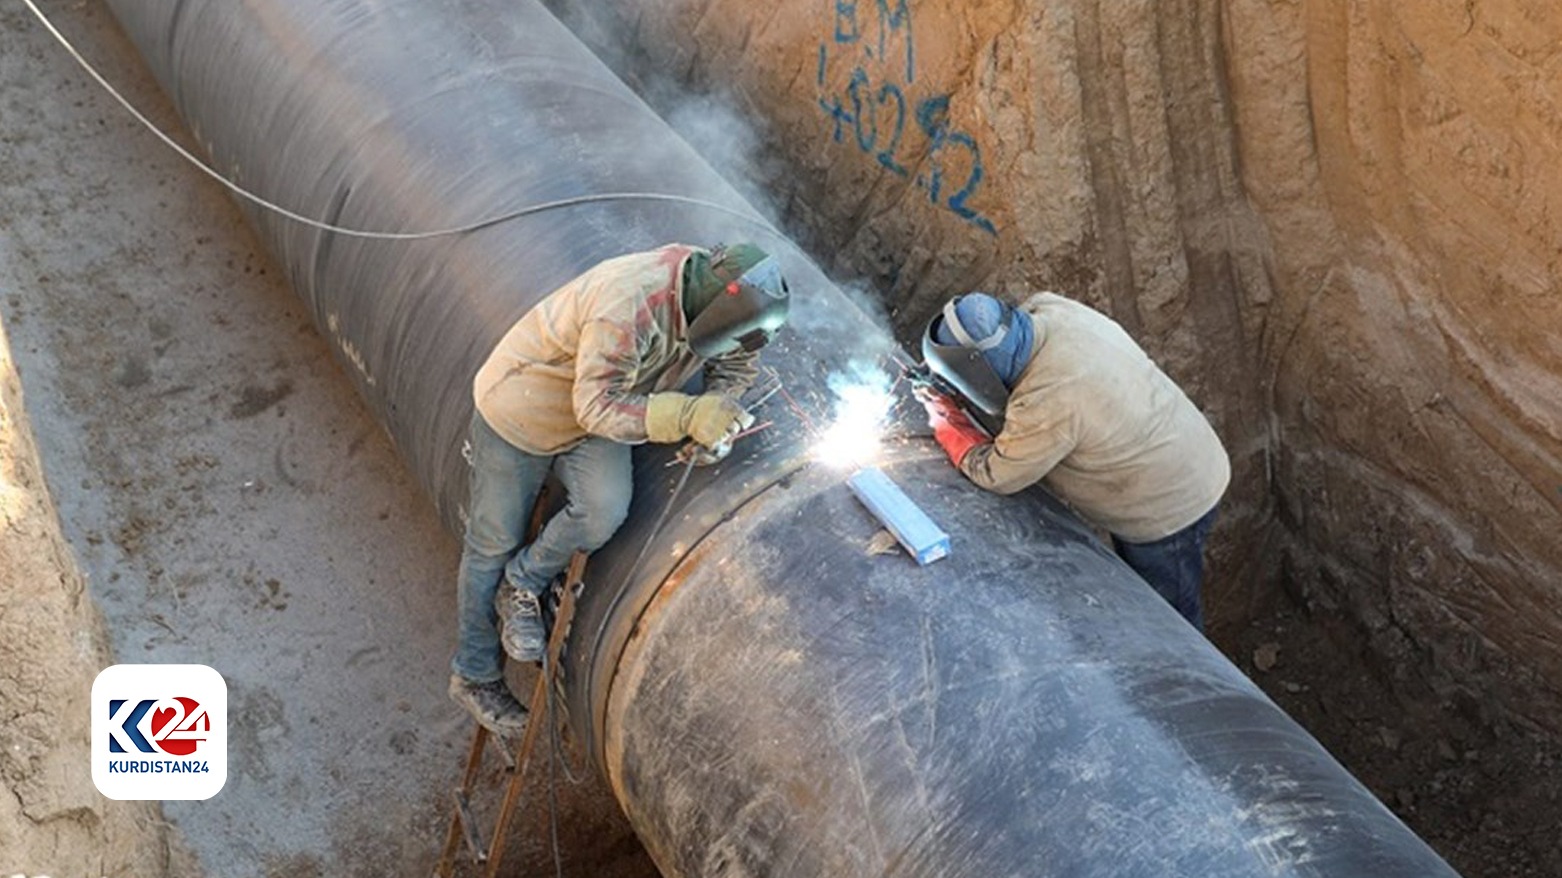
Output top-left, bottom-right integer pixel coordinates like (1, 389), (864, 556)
(607, 449), (1447, 876)
(98, 0), (1459, 875)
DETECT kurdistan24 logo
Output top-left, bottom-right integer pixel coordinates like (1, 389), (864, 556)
(93, 664), (227, 800)
(107, 696), (211, 756)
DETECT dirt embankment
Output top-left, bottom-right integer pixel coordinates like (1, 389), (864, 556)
(0, 318), (192, 875)
(1226, 0), (1562, 732)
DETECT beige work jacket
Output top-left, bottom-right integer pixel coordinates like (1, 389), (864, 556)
(473, 244), (758, 455)
(960, 293), (1230, 542)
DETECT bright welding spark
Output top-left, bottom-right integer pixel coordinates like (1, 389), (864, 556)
(812, 366), (895, 469)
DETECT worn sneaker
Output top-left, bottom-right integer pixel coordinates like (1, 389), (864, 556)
(496, 583), (547, 662)
(447, 674), (528, 736)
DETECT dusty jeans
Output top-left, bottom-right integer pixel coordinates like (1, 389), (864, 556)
(1112, 507), (1218, 632)
(450, 413), (631, 682)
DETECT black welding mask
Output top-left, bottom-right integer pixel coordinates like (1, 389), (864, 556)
(921, 297), (1020, 435)
(686, 253), (791, 358)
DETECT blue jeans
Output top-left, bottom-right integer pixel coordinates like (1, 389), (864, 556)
(451, 413), (632, 682)
(1112, 507), (1218, 632)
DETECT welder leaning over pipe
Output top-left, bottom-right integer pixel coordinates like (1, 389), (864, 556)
(914, 291), (1229, 631)
(447, 242), (791, 734)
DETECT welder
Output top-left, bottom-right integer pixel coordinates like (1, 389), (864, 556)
(448, 243), (790, 734)
(916, 292), (1229, 631)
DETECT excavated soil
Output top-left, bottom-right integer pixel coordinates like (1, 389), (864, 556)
(0, 312), (196, 878)
(1227, 590), (1562, 878)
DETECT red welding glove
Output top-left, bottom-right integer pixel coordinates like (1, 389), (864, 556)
(919, 392), (988, 467)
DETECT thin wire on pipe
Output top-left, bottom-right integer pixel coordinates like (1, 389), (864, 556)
(621, 452), (700, 591)
(20, 0), (778, 242)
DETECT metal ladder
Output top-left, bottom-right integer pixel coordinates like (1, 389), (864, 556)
(435, 486), (587, 877)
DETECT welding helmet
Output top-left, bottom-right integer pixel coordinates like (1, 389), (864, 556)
(922, 294), (1028, 434)
(686, 247), (791, 358)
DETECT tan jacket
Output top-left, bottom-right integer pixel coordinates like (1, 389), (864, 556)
(960, 293), (1230, 542)
(473, 244), (758, 455)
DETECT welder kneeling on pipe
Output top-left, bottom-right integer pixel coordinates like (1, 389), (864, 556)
(448, 243), (791, 734)
(916, 292), (1229, 631)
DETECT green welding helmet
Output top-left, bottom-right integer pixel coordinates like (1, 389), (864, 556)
(686, 251), (791, 358)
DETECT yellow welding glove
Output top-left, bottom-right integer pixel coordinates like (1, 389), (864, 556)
(646, 392), (697, 443)
(687, 394), (752, 447)
(645, 392), (750, 447)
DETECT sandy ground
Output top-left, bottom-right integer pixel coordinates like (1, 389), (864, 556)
(1, 303), (195, 878)
(0, 1), (653, 875)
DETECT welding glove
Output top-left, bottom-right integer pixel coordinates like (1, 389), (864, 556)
(678, 437), (733, 467)
(646, 392), (754, 448)
(920, 392), (987, 467)
(690, 406), (763, 464)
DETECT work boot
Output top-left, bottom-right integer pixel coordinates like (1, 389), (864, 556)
(447, 674), (528, 736)
(496, 582), (547, 663)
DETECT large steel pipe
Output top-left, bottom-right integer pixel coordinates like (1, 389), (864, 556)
(98, 0), (1458, 874)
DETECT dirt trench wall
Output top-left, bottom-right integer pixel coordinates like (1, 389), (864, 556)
(547, 0), (1276, 620)
(1225, 1), (1562, 729)
(0, 318), (191, 876)
(552, 0), (1562, 731)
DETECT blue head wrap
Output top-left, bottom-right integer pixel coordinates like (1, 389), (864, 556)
(932, 293), (1034, 388)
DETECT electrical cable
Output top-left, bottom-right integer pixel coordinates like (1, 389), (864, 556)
(540, 636), (585, 787)
(543, 651), (566, 878)
(621, 452), (700, 592)
(534, 379), (789, 868)
(19, 0), (778, 242)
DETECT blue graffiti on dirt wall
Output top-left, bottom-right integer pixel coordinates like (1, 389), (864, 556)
(817, 0), (996, 235)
